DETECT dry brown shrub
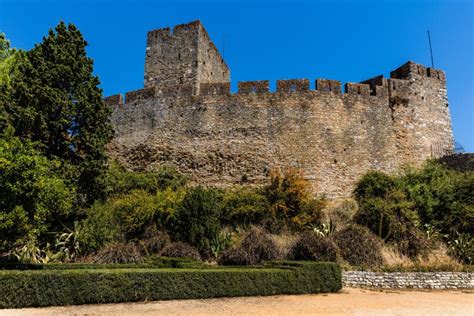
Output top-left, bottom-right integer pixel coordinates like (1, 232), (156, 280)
(289, 231), (339, 262)
(161, 242), (201, 260)
(333, 224), (383, 268)
(90, 243), (143, 264)
(218, 227), (280, 265)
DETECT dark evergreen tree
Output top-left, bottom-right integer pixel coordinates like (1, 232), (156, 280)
(7, 22), (113, 205)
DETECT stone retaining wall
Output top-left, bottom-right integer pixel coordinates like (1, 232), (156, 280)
(343, 271), (473, 289)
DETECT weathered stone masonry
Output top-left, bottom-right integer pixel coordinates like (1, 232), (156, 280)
(105, 20), (454, 198)
(343, 271), (473, 289)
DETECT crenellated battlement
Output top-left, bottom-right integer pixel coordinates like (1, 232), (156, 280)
(106, 62), (445, 108)
(106, 21), (453, 199)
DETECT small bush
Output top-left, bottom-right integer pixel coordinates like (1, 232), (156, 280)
(447, 232), (473, 264)
(218, 247), (251, 266)
(161, 242), (201, 261)
(333, 224), (383, 267)
(240, 227), (280, 263)
(263, 169), (325, 232)
(79, 188), (184, 253)
(139, 227), (171, 255)
(171, 186), (222, 256)
(289, 231), (339, 262)
(397, 229), (430, 258)
(218, 227), (279, 265)
(90, 243), (143, 264)
(220, 187), (269, 228)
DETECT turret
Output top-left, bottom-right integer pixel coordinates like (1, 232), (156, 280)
(144, 20), (230, 95)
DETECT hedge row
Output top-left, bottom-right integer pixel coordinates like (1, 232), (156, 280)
(0, 257), (205, 270)
(0, 262), (341, 308)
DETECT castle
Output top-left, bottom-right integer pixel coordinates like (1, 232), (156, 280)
(105, 20), (453, 198)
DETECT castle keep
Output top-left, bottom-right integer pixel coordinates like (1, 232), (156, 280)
(105, 21), (453, 198)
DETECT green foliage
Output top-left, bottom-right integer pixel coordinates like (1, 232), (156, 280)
(6, 22), (113, 205)
(51, 221), (82, 262)
(11, 226), (82, 265)
(79, 187), (185, 253)
(313, 219), (337, 237)
(210, 231), (232, 258)
(333, 224), (383, 268)
(0, 262), (342, 308)
(447, 231), (473, 264)
(220, 186), (269, 228)
(263, 169), (325, 232)
(77, 200), (121, 253)
(289, 231), (339, 262)
(0, 33), (26, 131)
(353, 171), (429, 257)
(353, 171), (398, 201)
(0, 128), (73, 251)
(400, 162), (474, 236)
(104, 161), (186, 197)
(171, 186), (222, 256)
(353, 164), (473, 259)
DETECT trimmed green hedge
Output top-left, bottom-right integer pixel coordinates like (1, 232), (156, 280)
(0, 257), (205, 270)
(0, 262), (341, 308)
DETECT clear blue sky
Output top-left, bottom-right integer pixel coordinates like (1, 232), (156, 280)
(1, 0), (473, 151)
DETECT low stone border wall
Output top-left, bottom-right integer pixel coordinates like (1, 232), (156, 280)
(343, 271), (473, 289)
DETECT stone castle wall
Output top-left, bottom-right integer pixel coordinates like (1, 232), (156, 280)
(105, 21), (453, 198)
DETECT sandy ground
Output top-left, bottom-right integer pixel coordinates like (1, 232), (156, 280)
(2, 288), (473, 316)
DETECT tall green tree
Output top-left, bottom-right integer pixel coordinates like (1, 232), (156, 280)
(7, 22), (113, 204)
(0, 33), (25, 131)
(0, 127), (73, 251)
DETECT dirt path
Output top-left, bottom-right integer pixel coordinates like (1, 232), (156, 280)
(2, 288), (473, 316)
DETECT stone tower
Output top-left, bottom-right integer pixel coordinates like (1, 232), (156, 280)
(144, 20), (230, 95)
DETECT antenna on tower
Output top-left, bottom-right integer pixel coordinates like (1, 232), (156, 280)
(427, 30), (435, 68)
(222, 33), (225, 59)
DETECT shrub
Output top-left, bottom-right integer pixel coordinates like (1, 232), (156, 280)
(161, 242), (201, 261)
(78, 201), (122, 253)
(218, 247), (251, 266)
(79, 190), (161, 252)
(240, 227), (280, 262)
(107, 190), (160, 239)
(105, 161), (186, 197)
(79, 188), (185, 253)
(333, 224), (383, 267)
(171, 186), (222, 256)
(353, 171), (398, 202)
(397, 229), (430, 258)
(218, 227), (280, 265)
(400, 162), (474, 236)
(138, 227), (171, 256)
(89, 243), (143, 264)
(263, 169), (325, 232)
(0, 262), (342, 308)
(220, 187), (269, 228)
(447, 232), (473, 264)
(289, 231), (339, 262)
